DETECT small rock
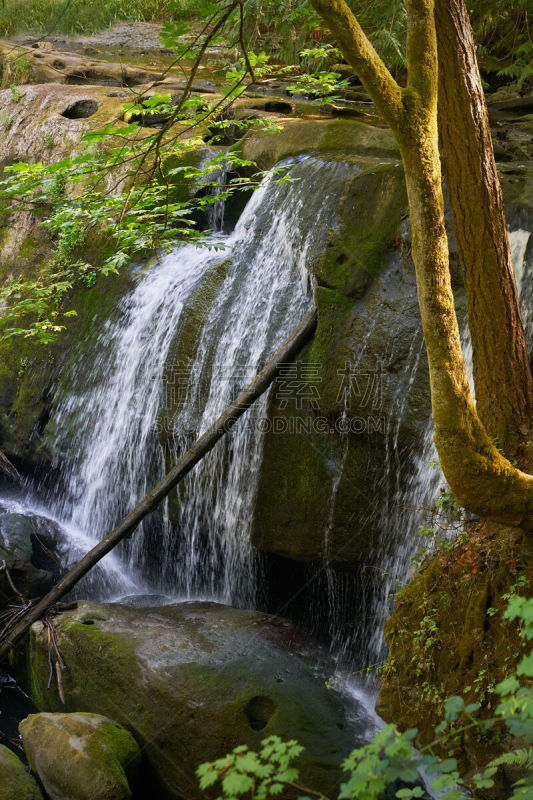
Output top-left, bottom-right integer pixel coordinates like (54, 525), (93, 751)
(0, 744), (43, 800)
(19, 712), (140, 800)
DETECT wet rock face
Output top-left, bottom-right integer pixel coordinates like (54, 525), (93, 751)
(0, 743), (43, 800)
(19, 712), (140, 800)
(29, 601), (369, 799)
(252, 161), (434, 565)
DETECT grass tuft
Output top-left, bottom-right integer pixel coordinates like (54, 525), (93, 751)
(0, 0), (197, 38)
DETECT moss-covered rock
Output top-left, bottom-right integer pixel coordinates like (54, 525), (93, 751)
(0, 744), (43, 800)
(315, 163), (407, 298)
(28, 601), (365, 800)
(376, 523), (533, 798)
(238, 117), (399, 170)
(19, 712), (140, 800)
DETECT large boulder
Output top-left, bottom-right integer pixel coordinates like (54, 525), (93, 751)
(28, 600), (368, 799)
(19, 712), (140, 800)
(0, 744), (43, 800)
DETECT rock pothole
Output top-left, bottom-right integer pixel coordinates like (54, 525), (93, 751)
(61, 99), (100, 119)
(245, 695), (276, 731)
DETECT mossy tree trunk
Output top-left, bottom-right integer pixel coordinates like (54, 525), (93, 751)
(309, 0), (533, 527)
(435, 0), (533, 458)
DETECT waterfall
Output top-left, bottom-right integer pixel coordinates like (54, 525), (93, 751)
(510, 229), (532, 348)
(44, 242), (218, 598)
(40, 156), (355, 603)
(3, 150), (529, 676)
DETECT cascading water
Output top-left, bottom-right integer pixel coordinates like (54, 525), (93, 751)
(39, 155), (358, 606)
(43, 243), (217, 598)
(510, 229), (532, 346)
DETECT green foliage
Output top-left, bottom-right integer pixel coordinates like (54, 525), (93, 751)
(236, 0), (407, 72)
(412, 487), (466, 568)
(0, 0), (190, 37)
(197, 737), (309, 799)
(197, 595), (533, 799)
(1, 54), (31, 89)
(471, 0), (532, 88)
(0, 1), (347, 344)
(235, 0), (530, 86)
(9, 85), (24, 103)
(0, 112), (15, 131)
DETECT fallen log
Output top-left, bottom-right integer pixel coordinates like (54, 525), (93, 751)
(0, 307), (317, 661)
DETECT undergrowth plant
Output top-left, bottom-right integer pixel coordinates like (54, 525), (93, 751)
(197, 595), (533, 799)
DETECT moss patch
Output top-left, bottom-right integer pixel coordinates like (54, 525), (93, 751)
(308, 286), (353, 417)
(315, 163), (407, 298)
(20, 712), (139, 800)
(0, 744), (43, 799)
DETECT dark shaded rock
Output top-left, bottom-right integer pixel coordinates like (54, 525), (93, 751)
(61, 99), (100, 119)
(488, 93), (533, 114)
(331, 63), (363, 86)
(0, 508), (63, 605)
(250, 99), (295, 114)
(252, 159), (434, 564)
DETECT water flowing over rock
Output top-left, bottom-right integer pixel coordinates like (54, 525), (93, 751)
(40, 156), (361, 605)
(0, 39), (531, 697)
